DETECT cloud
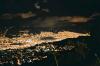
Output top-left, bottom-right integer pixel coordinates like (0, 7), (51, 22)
(58, 16), (89, 23)
(34, 2), (40, 9)
(17, 11), (36, 19)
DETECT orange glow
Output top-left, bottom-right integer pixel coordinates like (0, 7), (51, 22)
(0, 31), (90, 50)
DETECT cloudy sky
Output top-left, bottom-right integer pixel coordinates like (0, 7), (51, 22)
(0, 0), (99, 16)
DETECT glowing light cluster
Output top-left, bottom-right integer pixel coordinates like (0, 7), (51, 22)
(0, 31), (90, 50)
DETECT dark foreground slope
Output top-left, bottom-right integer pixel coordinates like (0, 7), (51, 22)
(0, 36), (99, 66)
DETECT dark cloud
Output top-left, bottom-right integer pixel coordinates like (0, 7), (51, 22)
(0, 0), (99, 15)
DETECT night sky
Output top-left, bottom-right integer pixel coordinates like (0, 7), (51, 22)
(0, 0), (100, 16)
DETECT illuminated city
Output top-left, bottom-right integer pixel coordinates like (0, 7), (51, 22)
(0, 0), (100, 66)
(0, 31), (89, 50)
